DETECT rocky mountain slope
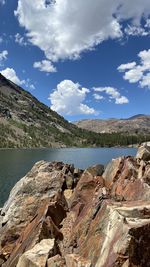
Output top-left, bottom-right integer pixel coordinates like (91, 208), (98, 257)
(0, 143), (150, 266)
(74, 115), (150, 134)
(0, 73), (150, 148)
(0, 73), (94, 148)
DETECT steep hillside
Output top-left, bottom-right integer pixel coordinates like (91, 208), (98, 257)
(74, 115), (150, 134)
(0, 73), (90, 148)
(0, 73), (150, 148)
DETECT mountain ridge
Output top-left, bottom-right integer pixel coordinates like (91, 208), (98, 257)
(74, 115), (150, 134)
(0, 73), (150, 148)
(0, 73), (89, 148)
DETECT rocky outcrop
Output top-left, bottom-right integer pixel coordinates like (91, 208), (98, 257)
(17, 239), (56, 267)
(0, 161), (82, 266)
(136, 142), (150, 161)
(103, 156), (150, 201)
(0, 144), (150, 266)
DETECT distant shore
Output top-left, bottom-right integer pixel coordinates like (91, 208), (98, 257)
(0, 144), (139, 150)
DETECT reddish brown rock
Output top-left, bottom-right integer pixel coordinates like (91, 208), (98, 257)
(63, 200), (150, 267)
(70, 167), (105, 210)
(59, 156), (150, 267)
(0, 161), (81, 266)
(16, 239), (55, 267)
(2, 195), (66, 267)
(136, 142), (150, 161)
(60, 168), (107, 256)
(103, 156), (150, 201)
(0, 147), (150, 267)
(65, 254), (92, 267)
(47, 255), (66, 267)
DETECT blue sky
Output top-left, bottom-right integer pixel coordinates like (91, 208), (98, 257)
(0, 0), (150, 121)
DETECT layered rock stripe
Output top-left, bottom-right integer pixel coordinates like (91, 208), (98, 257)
(0, 143), (150, 266)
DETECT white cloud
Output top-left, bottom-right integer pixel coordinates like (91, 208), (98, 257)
(125, 25), (149, 36)
(0, 0), (5, 5)
(0, 68), (36, 90)
(15, 0), (150, 65)
(1, 68), (25, 85)
(118, 49), (150, 89)
(145, 19), (150, 28)
(33, 60), (56, 73)
(94, 87), (129, 104)
(123, 67), (143, 83)
(139, 49), (150, 70)
(29, 84), (35, 90)
(0, 50), (8, 65)
(115, 96), (129, 104)
(118, 62), (137, 72)
(25, 78), (36, 90)
(93, 93), (104, 100)
(124, 18), (150, 36)
(15, 33), (28, 46)
(0, 37), (3, 44)
(140, 73), (150, 88)
(49, 80), (96, 115)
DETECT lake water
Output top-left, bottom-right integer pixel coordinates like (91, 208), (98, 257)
(0, 147), (137, 206)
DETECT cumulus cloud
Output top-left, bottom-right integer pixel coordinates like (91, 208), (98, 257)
(118, 62), (137, 72)
(49, 80), (96, 115)
(1, 68), (25, 85)
(118, 49), (150, 89)
(1, 67), (35, 90)
(93, 93), (104, 101)
(115, 96), (129, 104)
(33, 60), (56, 73)
(0, 50), (8, 65)
(93, 87), (129, 104)
(15, 33), (28, 46)
(15, 0), (150, 65)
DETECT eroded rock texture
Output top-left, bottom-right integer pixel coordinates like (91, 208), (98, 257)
(0, 144), (150, 267)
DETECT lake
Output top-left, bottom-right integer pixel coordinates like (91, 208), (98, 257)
(0, 147), (137, 206)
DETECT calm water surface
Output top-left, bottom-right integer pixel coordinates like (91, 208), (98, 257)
(0, 147), (137, 206)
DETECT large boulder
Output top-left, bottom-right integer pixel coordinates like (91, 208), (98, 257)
(103, 156), (150, 201)
(61, 197), (150, 267)
(136, 142), (150, 161)
(17, 239), (55, 267)
(0, 151), (150, 267)
(85, 164), (104, 177)
(59, 156), (150, 267)
(2, 199), (64, 267)
(0, 161), (82, 266)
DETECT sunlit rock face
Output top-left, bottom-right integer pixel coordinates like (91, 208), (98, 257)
(0, 145), (150, 267)
(136, 142), (150, 161)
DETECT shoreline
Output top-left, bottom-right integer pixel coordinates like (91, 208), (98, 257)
(0, 145), (139, 150)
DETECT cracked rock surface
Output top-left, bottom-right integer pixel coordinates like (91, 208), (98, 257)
(0, 144), (150, 266)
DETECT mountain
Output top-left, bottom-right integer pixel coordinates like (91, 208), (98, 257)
(127, 114), (146, 120)
(74, 115), (150, 134)
(0, 73), (150, 148)
(0, 73), (92, 148)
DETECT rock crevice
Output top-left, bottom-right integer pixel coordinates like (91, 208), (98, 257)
(0, 145), (150, 266)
